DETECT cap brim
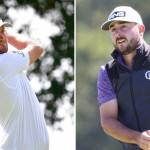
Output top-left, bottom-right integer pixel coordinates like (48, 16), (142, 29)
(1, 22), (12, 27)
(101, 20), (114, 30)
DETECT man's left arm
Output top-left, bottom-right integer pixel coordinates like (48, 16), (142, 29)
(5, 29), (43, 66)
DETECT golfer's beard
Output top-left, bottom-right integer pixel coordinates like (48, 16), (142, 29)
(114, 37), (140, 55)
(0, 42), (8, 54)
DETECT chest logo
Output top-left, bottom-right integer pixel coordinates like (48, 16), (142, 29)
(145, 71), (150, 80)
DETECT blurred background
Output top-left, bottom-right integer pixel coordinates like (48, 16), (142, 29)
(0, 0), (74, 150)
(76, 0), (150, 150)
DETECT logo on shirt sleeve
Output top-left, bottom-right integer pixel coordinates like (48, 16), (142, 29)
(11, 51), (25, 57)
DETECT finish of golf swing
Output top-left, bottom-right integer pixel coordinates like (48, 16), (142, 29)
(0, 18), (49, 150)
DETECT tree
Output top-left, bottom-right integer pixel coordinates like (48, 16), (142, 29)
(0, 0), (74, 126)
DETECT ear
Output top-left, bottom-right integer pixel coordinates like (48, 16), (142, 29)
(139, 25), (145, 35)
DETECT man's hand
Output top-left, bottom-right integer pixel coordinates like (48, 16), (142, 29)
(136, 131), (150, 150)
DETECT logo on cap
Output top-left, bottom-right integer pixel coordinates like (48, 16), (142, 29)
(109, 11), (126, 20)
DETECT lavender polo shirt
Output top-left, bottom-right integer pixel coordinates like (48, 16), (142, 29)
(97, 53), (135, 106)
(97, 64), (116, 106)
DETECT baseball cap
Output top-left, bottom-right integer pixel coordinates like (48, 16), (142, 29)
(0, 18), (12, 27)
(101, 6), (143, 30)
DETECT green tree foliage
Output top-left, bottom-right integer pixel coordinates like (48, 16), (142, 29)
(0, 0), (74, 126)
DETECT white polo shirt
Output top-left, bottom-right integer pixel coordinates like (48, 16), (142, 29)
(0, 51), (49, 150)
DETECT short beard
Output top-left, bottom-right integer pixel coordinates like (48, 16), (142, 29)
(0, 42), (8, 54)
(114, 36), (140, 55)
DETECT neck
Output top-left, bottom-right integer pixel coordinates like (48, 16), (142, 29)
(122, 39), (144, 70)
(122, 50), (137, 70)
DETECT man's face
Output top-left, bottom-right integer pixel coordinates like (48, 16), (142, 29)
(109, 21), (141, 55)
(0, 26), (8, 54)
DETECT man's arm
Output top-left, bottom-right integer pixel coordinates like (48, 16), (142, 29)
(100, 98), (150, 149)
(5, 29), (43, 66)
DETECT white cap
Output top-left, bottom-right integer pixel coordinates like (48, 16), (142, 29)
(0, 18), (12, 27)
(101, 6), (143, 30)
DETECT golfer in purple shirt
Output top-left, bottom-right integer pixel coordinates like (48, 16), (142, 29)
(97, 6), (150, 150)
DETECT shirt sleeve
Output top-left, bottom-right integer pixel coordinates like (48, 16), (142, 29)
(97, 65), (116, 106)
(0, 51), (29, 79)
